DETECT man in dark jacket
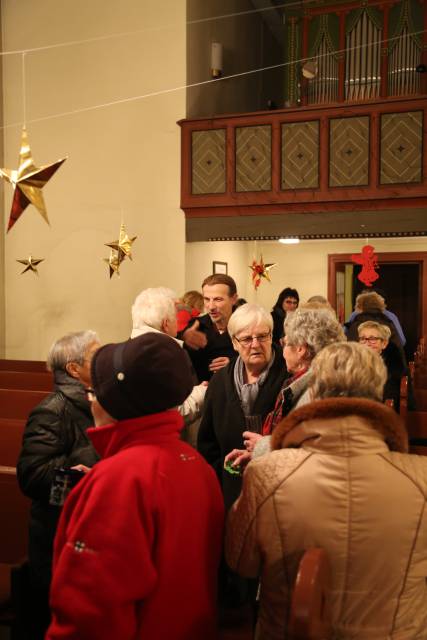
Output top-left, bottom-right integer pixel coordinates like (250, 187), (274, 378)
(180, 274), (238, 382)
(17, 330), (100, 640)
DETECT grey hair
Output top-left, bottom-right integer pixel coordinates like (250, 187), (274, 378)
(131, 287), (177, 331)
(310, 341), (387, 402)
(47, 330), (99, 372)
(358, 321), (391, 342)
(284, 308), (346, 361)
(228, 303), (273, 340)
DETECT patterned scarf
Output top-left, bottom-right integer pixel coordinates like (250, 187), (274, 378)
(262, 368), (309, 435)
(233, 352), (275, 417)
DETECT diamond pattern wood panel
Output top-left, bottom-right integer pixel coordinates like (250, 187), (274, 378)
(329, 116), (369, 187)
(380, 111), (422, 184)
(236, 126), (271, 192)
(192, 129), (226, 194)
(282, 121), (319, 189)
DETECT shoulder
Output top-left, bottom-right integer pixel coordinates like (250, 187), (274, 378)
(244, 449), (311, 500)
(380, 452), (427, 496)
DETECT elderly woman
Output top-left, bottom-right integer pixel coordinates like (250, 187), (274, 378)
(358, 320), (407, 409)
(226, 342), (427, 640)
(17, 330), (100, 640)
(226, 307), (345, 467)
(198, 303), (286, 510)
(346, 291), (404, 354)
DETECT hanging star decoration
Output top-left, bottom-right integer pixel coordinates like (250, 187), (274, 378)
(16, 255), (44, 275)
(104, 222), (137, 278)
(0, 127), (66, 232)
(249, 256), (277, 290)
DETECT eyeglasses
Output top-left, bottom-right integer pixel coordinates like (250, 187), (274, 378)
(284, 298), (298, 306)
(279, 337), (293, 348)
(84, 387), (96, 402)
(234, 332), (271, 347)
(359, 336), (382, 344)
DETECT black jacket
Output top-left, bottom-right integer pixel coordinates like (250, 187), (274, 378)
(198, 345), (287, 510)
(271, 306), (286, 345)
(182, 314), (237, 383)
(17, 370), (100, 589)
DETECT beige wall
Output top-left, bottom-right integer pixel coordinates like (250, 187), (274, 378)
(186, 0), (284, 118)
(2, 0), (186, 359)
(186, 236), (427, 310)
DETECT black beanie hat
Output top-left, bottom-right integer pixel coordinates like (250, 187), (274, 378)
(90, 332), (193, 420)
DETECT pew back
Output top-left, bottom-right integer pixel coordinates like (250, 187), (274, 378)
(0, 371), (52, 392)
(0, 360), (47, 373)
(0, 389), (49, 420)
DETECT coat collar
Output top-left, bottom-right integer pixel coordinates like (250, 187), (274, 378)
(130, 324), (184, 348)
(271, 397), (408, 454)
(53, 369), (91, 416)
(87, 409), (183, 459)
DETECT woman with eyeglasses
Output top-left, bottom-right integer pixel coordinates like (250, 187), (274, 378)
(198, 304), (286, 611)
(198, 303), (287, 511)
(358, 320), (407, 410)
(17, 330), (100, 640)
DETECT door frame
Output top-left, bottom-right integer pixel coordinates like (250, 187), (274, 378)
(328, 251), (427, 348)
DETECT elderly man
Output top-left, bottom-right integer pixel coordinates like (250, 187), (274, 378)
(46, 333), (224, 640)
(181, 274), (239, 382)
(131, 287), (207, 427)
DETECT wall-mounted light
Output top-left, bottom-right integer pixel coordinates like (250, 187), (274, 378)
(416, 63), (427, 73)
(279, 238), (300, 244)
(211, 42), (223, 79)
(302, 60), (318, 79)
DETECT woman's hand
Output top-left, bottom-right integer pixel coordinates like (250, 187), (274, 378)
(243, 431), (262, 452)
(224, 449), (252, 470)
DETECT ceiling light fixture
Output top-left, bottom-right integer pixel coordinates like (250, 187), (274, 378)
(279, 238), (300, 244)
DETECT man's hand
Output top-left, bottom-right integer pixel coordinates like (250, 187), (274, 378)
(208, 356), (230, 373)
(182, 320), (208, 350)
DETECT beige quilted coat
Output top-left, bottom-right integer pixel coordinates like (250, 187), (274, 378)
(225, 398), (427, 639)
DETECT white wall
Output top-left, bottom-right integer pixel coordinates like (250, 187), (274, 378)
(2, 0), (186, 359)
(186, 236), (427, 310)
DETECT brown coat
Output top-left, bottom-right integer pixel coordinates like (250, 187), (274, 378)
(225, 398), (427, 640)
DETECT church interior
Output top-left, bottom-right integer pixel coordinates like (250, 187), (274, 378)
(0, 1), (427, 638)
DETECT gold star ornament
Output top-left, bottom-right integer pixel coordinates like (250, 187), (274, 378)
(104, 222), (137, 278)
(249, 256), (277, 290)
(16, 255), (44, 275)
(0, 127), (67, 232)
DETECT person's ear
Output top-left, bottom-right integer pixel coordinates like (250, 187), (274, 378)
(231, 293), (238, 306)
(65, 361), (80, 380)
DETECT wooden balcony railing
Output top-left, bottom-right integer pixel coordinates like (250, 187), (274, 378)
(179, 95), (427, 220)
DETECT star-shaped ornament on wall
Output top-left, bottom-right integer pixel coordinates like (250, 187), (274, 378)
(249, 256), (277, 290)
(16, 255), (45, 275)
(104, 222), (137, 278)
(0, 127), (66, 232)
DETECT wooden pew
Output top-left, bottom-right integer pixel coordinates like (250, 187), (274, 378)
(289, 548), (331, 640)
(0, 359), (47, 373)
(0, 389), (49, 420)
(400, 377), (427, 456)
(0, 371), (52, 392)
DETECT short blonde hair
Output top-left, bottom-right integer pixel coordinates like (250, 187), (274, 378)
(284, 308), (346, 360)
(355, 291), (385, 313)
(310, 342), (387, 402)
(358, 321), (391, 342)
(228, 303), (272, 340)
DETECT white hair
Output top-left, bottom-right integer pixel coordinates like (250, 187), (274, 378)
(284, 308), (346, 360)
(228, 303), (273, 340)
(131, 287), (177, 331)
(47, 330), (99, 372)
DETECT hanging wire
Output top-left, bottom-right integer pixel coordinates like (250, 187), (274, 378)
(0, 25), (425, 131)
(21, 52), (26, 127)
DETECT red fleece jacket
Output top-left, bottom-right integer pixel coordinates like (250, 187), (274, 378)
(46, 410), (224, 640)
